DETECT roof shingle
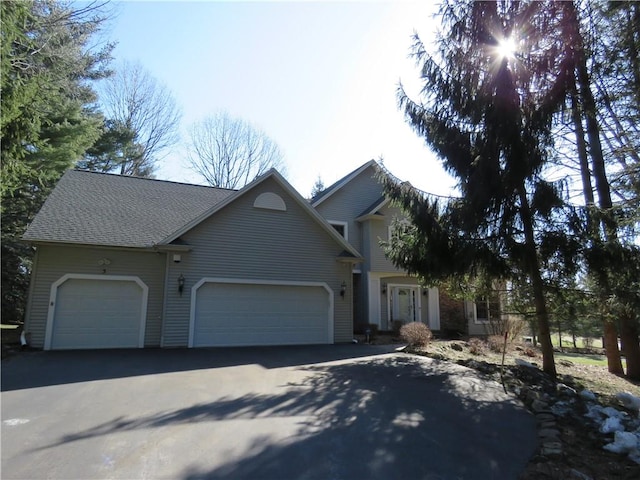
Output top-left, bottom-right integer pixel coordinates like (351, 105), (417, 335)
(23, 170), (235, 248)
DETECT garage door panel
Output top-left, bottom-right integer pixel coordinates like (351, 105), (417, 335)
(51, 278), (144, 350)
(52, 331), (140, 349)
(193, 282), (330, 347)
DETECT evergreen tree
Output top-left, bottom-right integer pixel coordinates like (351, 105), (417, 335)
(382, 0), (588, 376)
(557, 1), (640, 378)
(1, 0), (112, 323)
(76, 119), (147, 176)
(311, 176), (325, 198)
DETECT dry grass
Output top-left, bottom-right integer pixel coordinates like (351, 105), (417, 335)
(415, 339), (640, 400)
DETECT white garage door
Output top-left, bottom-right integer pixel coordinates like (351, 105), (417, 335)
(48, 277), (146, 350)
(192, 282), (331, 347)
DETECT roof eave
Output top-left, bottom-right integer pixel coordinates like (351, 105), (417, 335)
(355, 213), (386, 222)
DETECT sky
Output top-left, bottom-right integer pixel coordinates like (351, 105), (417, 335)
(99, 0), (456, 196)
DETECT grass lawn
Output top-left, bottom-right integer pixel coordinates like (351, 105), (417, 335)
(550, 333), (605, 350)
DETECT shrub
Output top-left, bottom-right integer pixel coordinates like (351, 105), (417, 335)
(400, 322), (433, 347)
(468, 337), (486, 355)
(488, 335), (506, 354)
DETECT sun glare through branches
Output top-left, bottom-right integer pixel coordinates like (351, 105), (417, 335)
(496, 36), (517, 60)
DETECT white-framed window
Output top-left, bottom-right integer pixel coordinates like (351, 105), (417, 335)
(474, 295), (500, 324)
(328, 221), (348, 241)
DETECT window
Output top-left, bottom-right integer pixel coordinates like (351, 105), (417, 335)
(253, 192), (286, 211)
(474, 295), (500, 323)
(328, 221), (348, 241)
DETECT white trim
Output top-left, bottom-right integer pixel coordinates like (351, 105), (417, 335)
(427, 287), (440, 330)
(327, 220), (348, 241)
(367, 272), (400, 327)
(188, 278), (334, 348)
(45, 274), (148, 350)
(387, 283), (422, 326)
(160, 252), (171, 348)
(472, 299), (491, 324)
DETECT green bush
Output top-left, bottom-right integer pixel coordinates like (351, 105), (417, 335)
(400, 322), (433, 347)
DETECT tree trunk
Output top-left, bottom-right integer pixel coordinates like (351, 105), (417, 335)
(566, 0), (630, 375)
(620, 310), (640, 380)
(603, 319), (624, 376)
(569, 85), (594, 208)
(518, 186), (556, 377)
(557, 317), (564, 353)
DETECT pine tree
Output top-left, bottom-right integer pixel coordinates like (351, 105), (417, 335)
(1, 0), (112, 323)
(381, 0), (594, 377)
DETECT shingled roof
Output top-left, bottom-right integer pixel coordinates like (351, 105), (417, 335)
(22, 170), (235, 248)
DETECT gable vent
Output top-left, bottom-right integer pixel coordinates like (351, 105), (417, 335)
(253, 192), (286, 211)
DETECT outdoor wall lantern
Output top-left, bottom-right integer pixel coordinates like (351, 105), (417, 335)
(340, 281), (347, 297)
(178, 274), (185, 296)
(423, 288), (428, 296)
(381, 283), (387, 295)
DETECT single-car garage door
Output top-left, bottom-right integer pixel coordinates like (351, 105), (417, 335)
(47, 276), (147, 350)
(192, 281), (332, 347)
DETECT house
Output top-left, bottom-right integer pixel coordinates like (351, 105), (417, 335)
(22, 169), (361, 350)
(310, 160), (512, 338)
(22, 160), (492, 350)
(310, 160), (441, 333)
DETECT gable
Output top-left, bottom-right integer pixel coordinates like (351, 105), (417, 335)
(311, 160), (378, 207)
(165, 171), (362, 262)
(179, 176), (361, 276)
(314, 164), (384, 217)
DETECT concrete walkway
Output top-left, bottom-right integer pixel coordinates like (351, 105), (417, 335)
(1, 345), (536, 479)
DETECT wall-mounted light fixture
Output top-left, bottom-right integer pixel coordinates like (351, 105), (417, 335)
(381, 283), (387, 295)
(340, 281), (347, 297)
(423, 288), (428, 296)
(178, 274), (185, 296)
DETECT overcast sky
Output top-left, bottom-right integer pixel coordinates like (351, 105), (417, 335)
(101, 0), (456, 196)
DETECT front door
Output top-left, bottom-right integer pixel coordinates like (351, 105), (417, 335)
(392, 287), (418, 323)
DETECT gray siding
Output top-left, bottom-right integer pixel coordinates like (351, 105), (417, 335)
(369, 204), (405, 274)
(25, 245), (166, 348)
(314, 165), (383, 253)
(163, 177), (353, 347)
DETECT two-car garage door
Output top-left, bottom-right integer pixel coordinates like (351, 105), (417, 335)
(191, 281), (332, 347)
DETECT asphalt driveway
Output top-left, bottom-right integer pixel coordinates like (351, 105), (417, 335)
(1, 345), (536, 479)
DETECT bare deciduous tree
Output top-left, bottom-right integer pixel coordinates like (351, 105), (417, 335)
(187, 112), (286, 189)
(99, 60), (181, 176)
